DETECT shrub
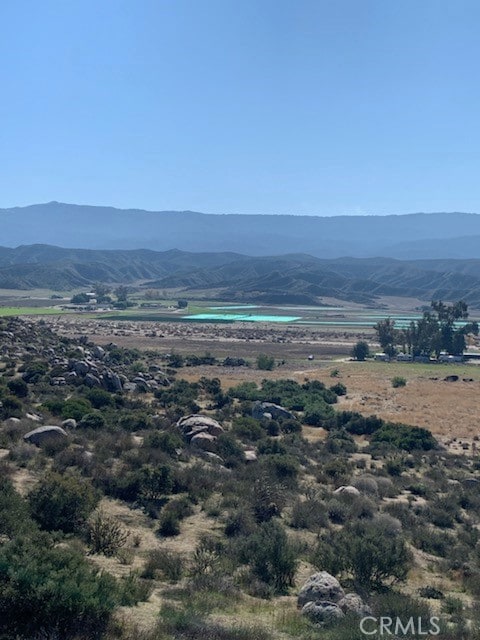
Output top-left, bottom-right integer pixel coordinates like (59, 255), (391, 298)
(330, 382), (347, 396)
(87, 511), (130, 556)
(0, 479), (33, 537)
(29, 472), (99, 533)
(247, 521), (298, 594)
(312, 520), (411, 590)
(79, 411), (106, 429)
(144, 430), (183, 455)
(290, 499), (327, 530)
(392, 376), (407, 388)
(142, 548), (185, 582)
(61, 397), (92, 421)
(118, 572), (153, 606)
(0, 534), (118, 638)
(256, 354), (275, 371)
(371, 423), (437, 452)
(0, 395), (22, 419)
(7, 378), (28, 398)
(158, 511), (181, 537)
(85, 388), (115, 409)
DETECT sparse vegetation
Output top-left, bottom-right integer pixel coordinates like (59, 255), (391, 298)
(1, 315), (480, 639)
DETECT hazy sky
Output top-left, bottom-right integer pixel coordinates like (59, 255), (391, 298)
(1, 0), (480, 215)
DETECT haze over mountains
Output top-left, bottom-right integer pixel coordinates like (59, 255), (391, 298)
(2, 201), (480, 259)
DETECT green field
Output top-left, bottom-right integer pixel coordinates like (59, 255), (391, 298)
(0, 307), (70, 316)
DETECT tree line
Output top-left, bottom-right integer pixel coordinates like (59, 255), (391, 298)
(374, 300), (479, 358)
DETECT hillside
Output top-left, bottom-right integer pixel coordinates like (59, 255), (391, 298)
(2, 244), (480, 307)
(2, 202), (480, 258)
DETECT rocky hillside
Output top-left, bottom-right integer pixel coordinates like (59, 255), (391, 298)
(1, 318), (480, 638)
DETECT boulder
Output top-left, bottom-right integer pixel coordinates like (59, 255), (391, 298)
(244, 450), (258, 462)
(85, 373), (102, 388)
(24, 425), (68, 446)
(333, 485), (361, 497)
(62, 418), (77, 429)
(92, 345), (106, 359)
(301, 601), (345, 625)
(190, 432), (217, 451)
(298, 572), (345, 607)
(338, 593), (372, 616)
(73, 360), (90, 376)
(176, 415), (224, 437)
(252, 401), (296, 421)
(103, 370), (123, 392)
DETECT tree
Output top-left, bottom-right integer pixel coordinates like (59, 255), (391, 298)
(352, 341), (370, 361)
(115, 285), (129, 302)
(177, 299), (188, 309)
(71, 292), (90, 304)
(92, 282), (111, 302)
(374, 318), (397, 357)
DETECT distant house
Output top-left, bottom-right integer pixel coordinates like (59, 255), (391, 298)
(438, 354), (463, 363)
(374, 353), (390, 362)
(396, 353), (413, 362)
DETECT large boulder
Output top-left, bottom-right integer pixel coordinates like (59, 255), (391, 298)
(298, 572), (345, 608)
(24, 426), (68, 447)
(177, 415), (224, 438)
(301, 601), (345, 625)
(252, 401), (296, 422)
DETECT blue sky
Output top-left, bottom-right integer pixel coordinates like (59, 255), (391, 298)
(1, 0), (480, 215)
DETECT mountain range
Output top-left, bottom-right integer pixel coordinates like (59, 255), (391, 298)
(2, 202), (480, 259)
(2, 244), (480, 307)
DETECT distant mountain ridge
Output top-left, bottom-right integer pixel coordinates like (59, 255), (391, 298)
(2, 244), (480, 307)
(1, 201), (480, 259)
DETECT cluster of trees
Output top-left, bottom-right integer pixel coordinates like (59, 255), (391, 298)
(375, 301), (479, 357)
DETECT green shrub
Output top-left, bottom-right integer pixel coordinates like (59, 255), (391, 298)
(392, 376), (407, 388)
(0, 534), (118, 638)
(29, 472), (99, 533)
(0, 479), (33, 537)
(246, 521), (297, 594)
(371, 423), (437, 452)
(79, 411), (106, 429)
(7, 378), (28, 398)
(61, 397), (92, 421)
(312, 520), (411, 590)
(144, 430), (183, 455)
(256, 354), (275, 371)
